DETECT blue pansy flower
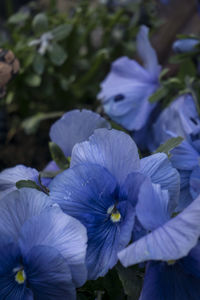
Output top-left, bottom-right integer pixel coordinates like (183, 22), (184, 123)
(150, 94), (200, 210)
(118, 180), (200, 299)
(0, 188), (87, 299)
(173, 38), (199, 53)
(50, 128), (179, 279)
(0, 165), (39, 199)
(98, 25), (161, 131)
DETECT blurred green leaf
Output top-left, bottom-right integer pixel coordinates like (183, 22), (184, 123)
(48, 43), (68, 66)
(116, 263), (143, 300)
(49, 142), (68, 170)
(8, 11), (30, 24)
(22, 111), (63, 134)
(33, 54), (45, 75)
(154, 136), (184, 156)
(25, 74), (42, 87)
(52, 24), (73, 41)
(32, 13), (49, 34)
(149, 86), (168, 103)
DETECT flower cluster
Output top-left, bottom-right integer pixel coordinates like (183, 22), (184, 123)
(1, 24), (200, 299)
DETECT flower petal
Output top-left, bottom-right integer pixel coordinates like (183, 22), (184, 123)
(136, 26), (161, 78)
(140, 153), (180, 212)
(118, 193), (200, 266)
(0, 189), (52, 240)
(136, 179), (170, 231)
(71, 128), (140, 185)
(139, 261), (200, 300)
(0, 165), (39, 199)
(24, 245), (76, 300)
(19, 208), (87, 287)
(50, 109), (110, 157)
(190, 166), (200, 199)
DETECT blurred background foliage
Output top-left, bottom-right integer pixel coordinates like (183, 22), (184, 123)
(0, 0), (200, 170)
(0, 0), (158, 134)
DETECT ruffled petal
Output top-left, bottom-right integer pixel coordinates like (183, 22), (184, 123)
(136, 179), (170, 231)
(0, 189), (52, 240)
(139, 261), (200, 300)
(19, 208), (87, 287)
(0, 165), (39, 199)
(170, 140), (199, 170)
(50, 109), (110, 157)
(140, 153), (180, 212)
(24, 245), (75, 300)
(118, 193), (200, 266)
(71, 128), (140, 185)
(136, 26), (161, 79)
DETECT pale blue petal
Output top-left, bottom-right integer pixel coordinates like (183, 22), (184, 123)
(171, 140), (199, 170)
(190, 166), (200, 199)
(136, 179), (170, 231)
(137, 26), (161, 78)
(98, 57), (152, 101)
(173, 39), (199, 53)
(50, 109), (110, 157)
(140, 153), (180, 212)
(71, 128), (140, 185)
(0, 165), (39, 199)
(0, 189), (52, 240)
(19, 208), (87, 287)
(152, 94), (200, 149)
(118, 193), (200, 266)
(103, 84), (157, 130)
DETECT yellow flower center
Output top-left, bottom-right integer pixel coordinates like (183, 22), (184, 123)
(110, 212), (121, 222)
(107, 205), (121, 223)
(15, 269), (26, 284)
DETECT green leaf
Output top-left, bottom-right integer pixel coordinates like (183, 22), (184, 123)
(25, 74), (42, 87)
(51, 24), (73, 41)
(49, 142), (68, 170)
(16, 180), (42, 191)
(32, 13), (49, 34)
(149, 86), (168, 103)
(116, 263), (143, 300)
(8, 11), (30, 24)
(154, 136), (184, 156)
(33, 53), (45, 75)
(22, 111), (64, 134)
(48, 43), (68, 66)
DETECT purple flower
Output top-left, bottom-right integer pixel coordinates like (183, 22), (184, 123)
(98, 25), (161, 131)
(0, 188), (87, 299)
(50, 128), (179, 279)
(173, 38), (199, 53)
(151, 94), (200, 210)
(118, 180), (200, 299)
